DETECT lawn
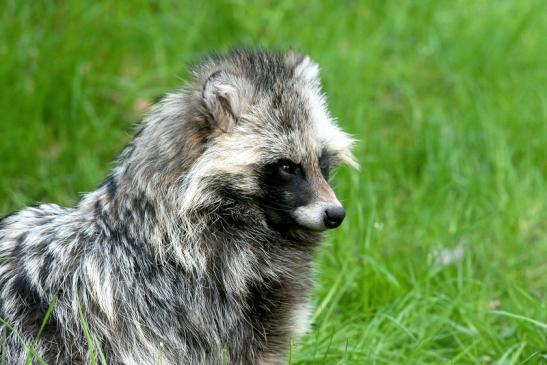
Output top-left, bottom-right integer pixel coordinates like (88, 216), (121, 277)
(1, 0), (546, 363)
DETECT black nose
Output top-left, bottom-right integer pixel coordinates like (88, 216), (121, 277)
(323, 206), (346, 229)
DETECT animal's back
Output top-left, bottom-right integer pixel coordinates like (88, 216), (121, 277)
(0, 204), (88, 364)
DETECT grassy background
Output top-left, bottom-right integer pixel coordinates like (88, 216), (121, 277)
(1, 0), (546, 363)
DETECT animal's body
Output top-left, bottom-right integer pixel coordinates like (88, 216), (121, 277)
(0, 49), (355, 364)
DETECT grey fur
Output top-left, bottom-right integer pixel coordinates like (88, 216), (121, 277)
(0, 49), (355, 364)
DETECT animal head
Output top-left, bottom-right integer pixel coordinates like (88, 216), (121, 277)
(125, 49), (357, 234)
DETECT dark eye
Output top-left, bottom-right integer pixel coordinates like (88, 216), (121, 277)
(277, 159), (299, 176)
(319, 151), (331, 180)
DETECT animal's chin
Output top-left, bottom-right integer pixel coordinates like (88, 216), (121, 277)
(295, 223), (328, 232)
(259, 207), (330, 239)
(290, 212), (330, 232)
(262, 214), (320, 237)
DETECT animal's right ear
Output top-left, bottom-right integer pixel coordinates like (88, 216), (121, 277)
(202, 70), (252, 133)
(285, 51), (320, 85)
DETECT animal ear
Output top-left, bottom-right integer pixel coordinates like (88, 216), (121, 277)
(202, 70), (252, 133)
(285, 51), (320, 84)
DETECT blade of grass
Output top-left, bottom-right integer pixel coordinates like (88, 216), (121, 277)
(0, 317), (48, 365)
(25, 297), (57, 365)
(491, 310), (547, 331)
(77, 301), (96, 365)
(93, 335), (108, 365)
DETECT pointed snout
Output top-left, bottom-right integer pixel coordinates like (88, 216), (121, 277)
(292, 201), (346, 231)
(291, 172), (346, 231)
(323, 205), (345, 229)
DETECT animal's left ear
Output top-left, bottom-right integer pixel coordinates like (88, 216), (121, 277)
(285, 51), (320, 85)
(202, 70), (252, 133)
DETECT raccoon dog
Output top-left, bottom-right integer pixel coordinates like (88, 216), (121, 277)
(0, 49), (356, 364)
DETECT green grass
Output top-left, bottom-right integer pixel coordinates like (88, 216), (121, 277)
(1, 0), (546, 363)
